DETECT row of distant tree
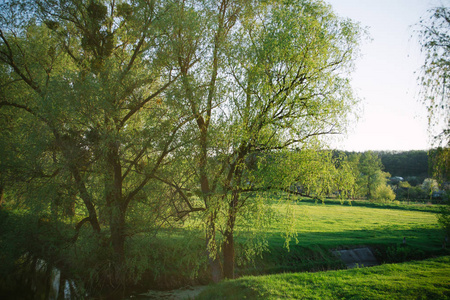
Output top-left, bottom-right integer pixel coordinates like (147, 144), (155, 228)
(376, 151), (429, 184)
(291, 150), (447, 203)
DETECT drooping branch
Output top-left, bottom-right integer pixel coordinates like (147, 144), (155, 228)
(0, 101), (52, 128)
(69, 216), (91, 243)
(123, 116), (189, 208)
(119, 32), (147, 83)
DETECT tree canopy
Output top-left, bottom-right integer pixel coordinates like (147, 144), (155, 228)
(0, 0), (363, 292)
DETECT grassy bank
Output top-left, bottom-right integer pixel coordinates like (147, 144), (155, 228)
(235, 197), (445, 276)
(196, 256), (450, 299)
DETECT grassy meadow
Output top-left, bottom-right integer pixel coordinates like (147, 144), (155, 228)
(231, 196), (445, 276)
(191, 196), (450, 299)
(264, 197), (442, 249)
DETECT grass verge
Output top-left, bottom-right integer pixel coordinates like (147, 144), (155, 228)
(196, 256), (450, 299)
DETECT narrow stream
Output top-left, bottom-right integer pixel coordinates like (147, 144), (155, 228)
(124, 285), (207, 300)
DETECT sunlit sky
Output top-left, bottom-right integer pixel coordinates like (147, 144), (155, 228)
(326, 0), (444, 152)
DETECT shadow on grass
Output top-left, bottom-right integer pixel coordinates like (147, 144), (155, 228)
(263, 227), (444, 250)
(239, 226), (448, 277)
(291, 197), (442, 213)
(263, 191), (443, 213)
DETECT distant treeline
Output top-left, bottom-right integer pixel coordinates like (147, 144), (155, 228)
(377, 150), (429, 179)
(336, 150), (429, 186)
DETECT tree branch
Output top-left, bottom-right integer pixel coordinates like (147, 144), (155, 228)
(119, 75), (179, 128)
(153, 175), (205, 213)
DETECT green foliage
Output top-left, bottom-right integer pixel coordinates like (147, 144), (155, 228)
(261, 150), (358, 202)
(399, 181), (412, 188)
(161, 0), (364, 280)
(0, 0), (192, 288)
(423, 178), (440, 197)
(357, 151), (388, 199)
(0, 209), (81, 297)
(0, 0), (363, 288)
(430, 147), (450, 184)
(438, 204), (450, 237)
(372, 184), (396, 202)
(417, 6), (450, 146)
(378, 150), (429, 180)
(382, 244), (426, 264)
(396, 184), (430, 201)
(409, 185), (430, 200)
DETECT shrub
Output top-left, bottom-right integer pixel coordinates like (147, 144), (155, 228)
(372, 184), (396, 202)
(422, 178), (439, 197)
(408, 186), (428, 201)
(383, 245), (425, 263)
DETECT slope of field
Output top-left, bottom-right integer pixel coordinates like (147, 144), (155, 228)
(235, 198), (445, 275)
(266, 199), (441, 245)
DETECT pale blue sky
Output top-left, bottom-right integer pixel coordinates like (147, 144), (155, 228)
(327, 0), (445, 152)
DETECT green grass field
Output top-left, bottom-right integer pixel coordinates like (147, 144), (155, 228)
(196, 256), (450, 299)
(231, 197), (445, 276)
(192, 197), (450, 299)
(265, 198), (442, 248)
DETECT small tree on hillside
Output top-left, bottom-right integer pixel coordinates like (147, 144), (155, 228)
(358, 151), (385, 199)
(422, 178), (439, 198)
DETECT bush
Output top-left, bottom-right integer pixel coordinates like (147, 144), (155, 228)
(407, 186), (428, 201)
(372, 184), (396, 202)
(383, 245), (425, 263)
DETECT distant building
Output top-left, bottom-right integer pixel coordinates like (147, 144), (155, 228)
(390, 176), (404, 183)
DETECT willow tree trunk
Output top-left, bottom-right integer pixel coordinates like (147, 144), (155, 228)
(222, 191), (239, 279)
(110, 205), (126, 272)
(206, 213), (222, 283)
(106, 141), (127, 284)
(222, 220), (236, 279)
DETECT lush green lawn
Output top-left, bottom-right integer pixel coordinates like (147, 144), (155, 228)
(196, 256), (450, 300)
(194, 198), (449, 299)
(232, 197), (445, 276)
(265, 199), (442, 248)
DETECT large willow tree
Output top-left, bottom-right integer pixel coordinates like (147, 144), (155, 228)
(0, 0), (362, 287)
(162, 0), (362, 280)
(0, 0), (190, 286)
